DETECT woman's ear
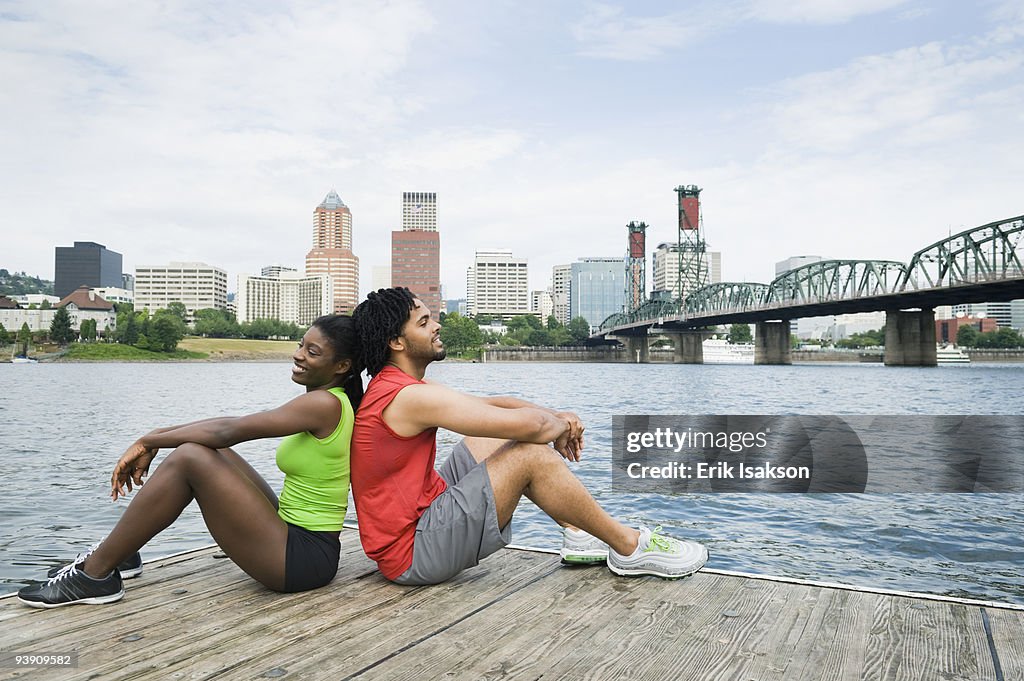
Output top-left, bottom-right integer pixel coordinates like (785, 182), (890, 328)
(335, 358), (353, 376)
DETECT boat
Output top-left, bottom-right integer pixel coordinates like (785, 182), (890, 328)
(936, 344), (970, 364)
(703, 337), (754, 364)
(11, 356), (38, 364)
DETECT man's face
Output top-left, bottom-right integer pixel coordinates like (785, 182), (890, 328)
(398, 298), (446, 363)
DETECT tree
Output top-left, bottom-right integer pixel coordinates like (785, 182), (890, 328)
(149, 314), (185, 352)
(0, 322), (8, 345)
(18, 322), (31, 356)
(439, 312), (483, 355)
(166, 301), (188, 325)
(193, 308), (240, 338)
(507, 315), (542, 332)
(567, 317), (591, 344)
(728, 323), (753, 344)
(956, 325), (980, 348)
(80, 318), (98, 342)
(546, 315), (562, 330)
(525, 328), (552, 346)
(50, 306), (76, 345)
(118, 310), (139, 345)
(40, 299), (52, 310)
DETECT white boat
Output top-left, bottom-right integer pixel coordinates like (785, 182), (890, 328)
(703, 337), (754, 364)
(936, 344), (970, 364)
(11, 356), (38, 364)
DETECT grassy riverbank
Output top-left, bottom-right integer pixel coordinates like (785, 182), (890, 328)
(177, 337), (295, 360)
(37, 338), (295, 361)
(61, 343), (208, 361)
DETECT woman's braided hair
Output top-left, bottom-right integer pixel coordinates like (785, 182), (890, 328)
(352, 287), (417, 376)
(309, 314), (365, 410)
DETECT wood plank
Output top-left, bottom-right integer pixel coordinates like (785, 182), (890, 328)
(859, 595), (996, 681)
(987, 606), (1024, 681)
(2, 534), (1020, 681)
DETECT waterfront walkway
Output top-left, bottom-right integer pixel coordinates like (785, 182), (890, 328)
(1, 529), (1021, 680)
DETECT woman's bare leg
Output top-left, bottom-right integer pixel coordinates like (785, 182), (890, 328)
(83, 443), (289, 591)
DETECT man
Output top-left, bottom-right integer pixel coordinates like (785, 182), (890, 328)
(350, 287), (707, 585)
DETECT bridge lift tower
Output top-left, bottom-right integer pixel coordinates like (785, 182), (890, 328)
(675, 184), (708, 305)
(625, 221), (647, 314)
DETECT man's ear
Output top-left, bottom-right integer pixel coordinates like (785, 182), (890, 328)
(388, 335), (405, 353)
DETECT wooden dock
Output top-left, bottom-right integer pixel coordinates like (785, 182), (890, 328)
(1, 528), (1021, 680)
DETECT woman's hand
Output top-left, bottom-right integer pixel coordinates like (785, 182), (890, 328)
(110, 441), (159, 501)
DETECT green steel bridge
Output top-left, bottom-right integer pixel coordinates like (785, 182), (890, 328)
(597, 215), (1024, 336)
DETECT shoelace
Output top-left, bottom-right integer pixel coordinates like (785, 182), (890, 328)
(46, 562), (80, 585)
(644, 526), (681, 553)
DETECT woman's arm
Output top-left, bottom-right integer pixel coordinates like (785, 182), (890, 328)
(110, 390), (343, 499)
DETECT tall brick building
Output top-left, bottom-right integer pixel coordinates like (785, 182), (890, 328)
(391, 192), (441, 319)
(305, 190), (359, 314)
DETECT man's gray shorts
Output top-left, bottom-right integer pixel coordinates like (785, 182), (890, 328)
(393, 439), (511, 585)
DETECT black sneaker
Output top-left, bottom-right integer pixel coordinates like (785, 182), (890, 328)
(18, 563), (124, 608)
(47, 548), (143, 580)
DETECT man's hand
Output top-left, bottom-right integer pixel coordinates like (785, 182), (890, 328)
(553, 412), (585, 462)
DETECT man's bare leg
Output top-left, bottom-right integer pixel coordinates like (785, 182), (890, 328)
(461, 437), (639, 556)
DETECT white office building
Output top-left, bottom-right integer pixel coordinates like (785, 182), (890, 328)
(551, 264), (571, 325)
(402, 192), (438, 232)
(134, 262), (228, 322)
(236, 270), (333, 326)
(652, 244), (721, 298)
(466, 250), (530, 319)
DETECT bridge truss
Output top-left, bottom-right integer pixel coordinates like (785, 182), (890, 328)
(597, 214), (1024, 335)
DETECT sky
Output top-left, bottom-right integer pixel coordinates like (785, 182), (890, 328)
(2, 1), (1023, 300)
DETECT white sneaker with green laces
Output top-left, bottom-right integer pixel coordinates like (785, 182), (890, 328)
(607, 526), (708, 579)
(560, 527), (609, 564)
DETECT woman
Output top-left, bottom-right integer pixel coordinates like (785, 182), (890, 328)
(18, 314), (363, 607)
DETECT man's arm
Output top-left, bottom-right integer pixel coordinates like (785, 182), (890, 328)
(383, 383), (582, 459)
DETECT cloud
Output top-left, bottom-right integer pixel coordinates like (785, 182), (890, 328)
(744, 0), (911, 24)
(763, 41), (1024, 152)
(570, 0), (913, 61)
(569, 4), (726, 60)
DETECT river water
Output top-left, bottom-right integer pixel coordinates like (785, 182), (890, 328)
(0, 360), (1021, 604)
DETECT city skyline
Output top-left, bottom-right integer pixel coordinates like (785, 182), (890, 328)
(3, 3), (1022, 299)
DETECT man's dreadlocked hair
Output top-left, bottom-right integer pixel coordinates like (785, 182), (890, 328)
(352, 287), (418, 376)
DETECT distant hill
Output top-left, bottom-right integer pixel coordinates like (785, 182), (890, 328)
(0, 269), (54, 296)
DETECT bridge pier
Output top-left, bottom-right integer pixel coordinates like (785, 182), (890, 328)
(884, 309), (937, 366)
(666, 332), (704, 363)
(755, 321), (792, 365)
(623, 336), (650, 363)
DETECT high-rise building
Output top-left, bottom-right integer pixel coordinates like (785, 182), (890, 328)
(371, 265), (392, 292)
(551, 264), (571, 325)
(466, 250), (529, 320)
(651, 244), (721, 298)
(775, 256), (827, 340)
(952, 302), (1013, 329)
(261, 265), (297, 278)
(236, 269), (333, 326)
(54, 242), (123, 299)
(570, 257), (627, 332)
(531, 289), (554, 321)
(392, 192), (441, 319)
(134, 262), (228, 322)
(305, 190), (359, 314)
(402, 192), (437, 232)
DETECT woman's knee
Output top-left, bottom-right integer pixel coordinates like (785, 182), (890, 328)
(161, 442), (222, 473)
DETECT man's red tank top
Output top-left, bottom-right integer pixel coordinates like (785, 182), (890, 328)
(351, 366), (447, 579)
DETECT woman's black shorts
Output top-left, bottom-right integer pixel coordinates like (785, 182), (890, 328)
(283, 522), (341, 593)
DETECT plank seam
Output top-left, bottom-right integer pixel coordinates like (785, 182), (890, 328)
(339, 562), (561, 680)
(981, 608), (1006, 681)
